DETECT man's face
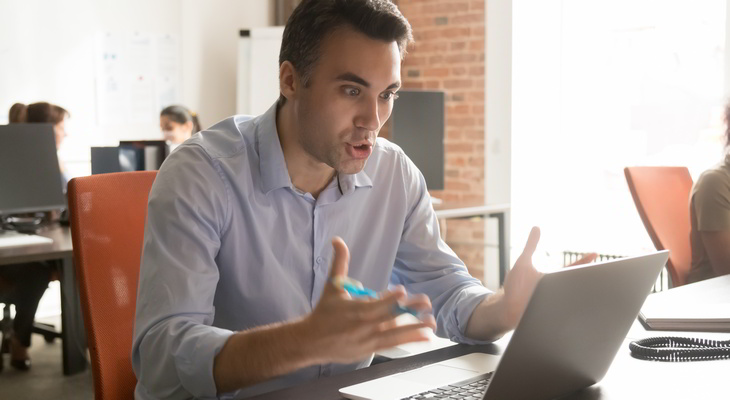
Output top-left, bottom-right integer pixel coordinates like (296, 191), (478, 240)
(293, 26), (401, 175)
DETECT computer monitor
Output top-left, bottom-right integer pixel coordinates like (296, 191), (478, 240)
(391, 90), (445, 191)
(91, 141), (170, 175)
(0, 124), (66, 216)
(119, 140), (169, 171)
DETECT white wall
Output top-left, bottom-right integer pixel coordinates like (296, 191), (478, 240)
(0, 0), (272, 176)
(181, 0), (274, 127)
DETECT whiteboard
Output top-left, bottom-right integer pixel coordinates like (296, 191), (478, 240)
(237, 26), (285, 116)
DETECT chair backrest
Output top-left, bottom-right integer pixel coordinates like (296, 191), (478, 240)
(67, 171), (157, 400)
(624, 166), (693, 287)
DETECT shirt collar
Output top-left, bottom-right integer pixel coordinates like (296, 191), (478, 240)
(257, 101), (374, 195)
(337, 168), (373, 195)
(257, 103), (292, 194)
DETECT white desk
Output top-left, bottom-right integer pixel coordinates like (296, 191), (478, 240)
(250, 275), (730, 400)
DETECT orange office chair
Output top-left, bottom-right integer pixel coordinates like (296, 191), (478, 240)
(624, 166), (693, 288)
(67, 171), (157, 400)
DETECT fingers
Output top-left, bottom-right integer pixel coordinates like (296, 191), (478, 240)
(354, 289), (433, 324)
(373, 323), (432, 350)
(400, 293), (432, 313)
(417, 313), (437, 330)
(328, 236), (350, 280)
(517, 226), (540, 262)
(353, 288), (407, 321)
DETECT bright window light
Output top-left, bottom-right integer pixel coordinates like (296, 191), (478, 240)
(512, 0), (727, 266)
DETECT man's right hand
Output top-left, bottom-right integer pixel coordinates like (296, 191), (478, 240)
(214, 237), (436, 393)
(303, 237), (437, 365)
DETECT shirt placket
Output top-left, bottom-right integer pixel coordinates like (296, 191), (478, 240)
(310, 204), (329, 308)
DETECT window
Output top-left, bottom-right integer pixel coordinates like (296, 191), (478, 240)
(512, 0), (727, 264)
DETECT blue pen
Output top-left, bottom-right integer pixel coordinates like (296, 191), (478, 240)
(335, 277), (420, 317)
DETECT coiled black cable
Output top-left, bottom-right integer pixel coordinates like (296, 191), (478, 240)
(629, 336), (730, 362)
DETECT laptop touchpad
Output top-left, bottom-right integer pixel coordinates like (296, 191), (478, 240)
(396, 364), (482, 386)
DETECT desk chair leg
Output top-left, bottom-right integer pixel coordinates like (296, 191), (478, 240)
(1, 305), (10, 354)
(59, 256), (87, 375)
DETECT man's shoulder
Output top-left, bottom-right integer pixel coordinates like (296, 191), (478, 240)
(372, 136), (407, 161)
(366, 137), (422, 184)
(182, 114), (262, 160)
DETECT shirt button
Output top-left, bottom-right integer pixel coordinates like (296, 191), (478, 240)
(316, 256), (324, 264)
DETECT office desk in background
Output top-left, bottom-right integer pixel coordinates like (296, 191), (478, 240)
(0, 225), (87, 375)
(249, 275), (730, 400)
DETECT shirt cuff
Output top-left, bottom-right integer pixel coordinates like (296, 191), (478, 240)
(448, 285), (495, 345)
(175, 326), (236, 399)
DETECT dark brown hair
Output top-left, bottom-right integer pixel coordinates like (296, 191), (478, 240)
(9, 102), (69, 124)
(278, 0), (412, 104)
(160, 105), (202, 134)
(8, 103), (27, 123)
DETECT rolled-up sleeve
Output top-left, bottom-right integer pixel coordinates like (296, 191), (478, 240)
(390, 155), (494, 345)
(132, 144), (234, 399)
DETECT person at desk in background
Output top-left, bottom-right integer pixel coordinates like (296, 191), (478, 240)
(0, 102), (68, 372)
(132, 1), (594, 399)
(689, 100), (730, 283)
(159, 105), (201, 152)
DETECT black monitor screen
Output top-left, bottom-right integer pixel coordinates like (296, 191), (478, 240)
(120, 140), (168, 171)
(391, 90), (445, 191)
(0, 124), (66, 215)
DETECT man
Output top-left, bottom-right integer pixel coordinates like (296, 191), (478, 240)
(132, 1), (556, 398)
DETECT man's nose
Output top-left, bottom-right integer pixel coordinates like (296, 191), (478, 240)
(354, 97), (380, 132)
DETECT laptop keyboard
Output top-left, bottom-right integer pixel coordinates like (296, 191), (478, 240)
(399, 372), (493, 400)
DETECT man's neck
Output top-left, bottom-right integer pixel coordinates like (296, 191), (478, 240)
(276, 104), (336, 199)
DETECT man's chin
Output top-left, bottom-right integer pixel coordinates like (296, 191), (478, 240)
(336, 159), (368, 175)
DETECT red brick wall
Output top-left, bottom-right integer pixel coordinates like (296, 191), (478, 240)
(395, 0), (487, 281)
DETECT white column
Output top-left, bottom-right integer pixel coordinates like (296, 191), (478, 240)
(485, 0), (512, 290)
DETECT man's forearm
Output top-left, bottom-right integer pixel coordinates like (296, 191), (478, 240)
(213, 317), (320, 394)
(464, 290), (514, 342)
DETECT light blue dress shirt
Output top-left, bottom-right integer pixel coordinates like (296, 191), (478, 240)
(132, 103), (493, 399)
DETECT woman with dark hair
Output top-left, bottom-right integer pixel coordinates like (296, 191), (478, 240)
(159, 105), (201, 147)
(8, 103), (27, 123)
(689, 100), (730, 283)
(0, 101), (68, 372)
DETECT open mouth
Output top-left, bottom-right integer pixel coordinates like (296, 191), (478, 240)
(347, 143), (373, 159)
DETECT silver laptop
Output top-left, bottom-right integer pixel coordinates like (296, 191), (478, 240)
(340, 251), (669, 400)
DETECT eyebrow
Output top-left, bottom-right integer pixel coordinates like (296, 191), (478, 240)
(335, 72), (401, 91)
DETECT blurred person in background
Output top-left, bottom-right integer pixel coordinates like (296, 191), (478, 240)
(0, 101), (68, 371)
(689, 99), (730, 283)
(160, 105), (201, 151)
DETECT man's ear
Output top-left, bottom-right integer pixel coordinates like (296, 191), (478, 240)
(279, 61), (299, 102)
